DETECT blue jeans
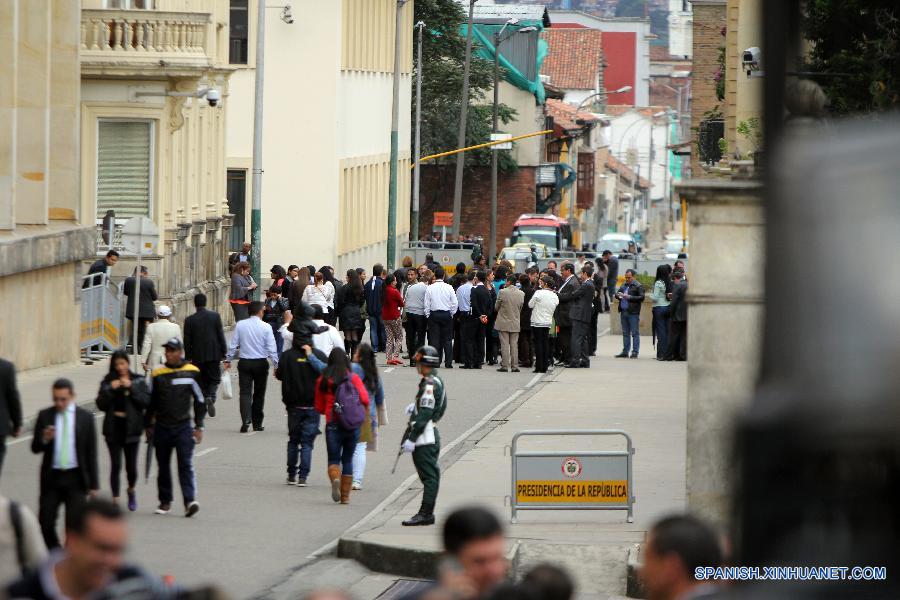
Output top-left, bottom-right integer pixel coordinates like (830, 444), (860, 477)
(273, 326), (284, 355)
(325, 423), (359, 476)
(621, 312), (640, 355)
(154, 423), (196, 505)
(652, 306), (670, 359)
(368, 316), (386, 352)
(287, 408), (321, 479)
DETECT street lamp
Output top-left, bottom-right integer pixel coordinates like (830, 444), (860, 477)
(412, 21), (425, 245)
(575, 85), (632, 114)
(489, 20), (537, 259)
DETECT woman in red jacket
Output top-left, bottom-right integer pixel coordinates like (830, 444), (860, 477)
(314, 347), (370, 504)
(380, 274), (406, 365)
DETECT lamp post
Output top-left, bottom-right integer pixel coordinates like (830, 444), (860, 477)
(411, 20), (425, 245)
(490, 20), (536, 260)
(387, 0), (409, 272)
(574, 85), (632, 114)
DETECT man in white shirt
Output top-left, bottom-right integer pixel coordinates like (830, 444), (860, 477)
(424, 266), (458, 368)
(225, 301), (278, 433)
(311, 305), (345, 356)
(403, 269), (428, 366)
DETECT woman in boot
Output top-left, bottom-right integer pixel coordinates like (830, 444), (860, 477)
(312, 347), (370, 504)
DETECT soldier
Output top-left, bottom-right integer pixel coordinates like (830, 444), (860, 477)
(400, 346), (447, 526)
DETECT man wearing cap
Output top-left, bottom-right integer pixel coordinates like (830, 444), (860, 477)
(225, 301), (279, 433)
(145, 338), (205, 517)
(140, 305), (182, 371)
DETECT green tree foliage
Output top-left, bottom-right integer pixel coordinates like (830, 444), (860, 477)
(804, 1), (900, 113)
(413, 0), (518, 170)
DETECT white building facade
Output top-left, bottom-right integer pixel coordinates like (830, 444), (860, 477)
(668, 0), (694, 58)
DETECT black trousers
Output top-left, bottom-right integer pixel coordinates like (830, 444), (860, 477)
(589, 310), (599, 354)
(193, 360), (222, 403)
(557, 325), (573, 362)
(533, 327), (551, 373)
(39, 469), (87, 549)
(452, 313), (463, 363)
(0, 435), (6, 480)
(668, 320), (687, 360)
(405, 313), (427, 360)
(518, 327), (533, 367)
(238, 358), (269, 427)
(460, 315), (483, 368)
(106, 428), (139, 497)
(484, 315), (498, 363)
(127, 318), (152, 351)
(427, 311), (454, 367)
(571, 320), (591, 365)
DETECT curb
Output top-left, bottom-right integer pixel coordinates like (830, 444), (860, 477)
(626, 543), (644, 599)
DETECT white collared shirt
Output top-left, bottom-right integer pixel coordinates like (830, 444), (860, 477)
(227, 315), (279, 366)
(424, 281), (458, 317)
(53, 404), (78, 470)
(312, 319), (345, 356)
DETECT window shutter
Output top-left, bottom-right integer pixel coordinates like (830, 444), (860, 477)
(97, 121), (151, 219)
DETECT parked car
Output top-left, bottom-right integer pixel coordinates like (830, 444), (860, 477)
(665, 237), (689, 260)
(599, 233), (640, 255)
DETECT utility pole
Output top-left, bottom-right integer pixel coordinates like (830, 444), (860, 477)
(387, 0), (409, 272)
(648, 121), (654, 239)
(412, 20), (425, 245)
(490, 29), (501, 263)
(451, 0), (477, 239)
(250, 0), (265, 295)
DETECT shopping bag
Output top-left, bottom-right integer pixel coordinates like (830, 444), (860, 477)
(220, 367), (233, 400)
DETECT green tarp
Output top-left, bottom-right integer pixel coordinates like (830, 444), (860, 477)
(460, 23), (548, 104)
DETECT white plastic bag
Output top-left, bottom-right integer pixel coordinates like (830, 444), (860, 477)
(220, 367), (233, 400)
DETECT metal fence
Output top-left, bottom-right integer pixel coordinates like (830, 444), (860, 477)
(80, 272), (123, 356)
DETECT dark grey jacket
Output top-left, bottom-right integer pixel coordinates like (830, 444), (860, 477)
(0, 358), (22, 437)
(569, 278), (596, 323)
(123, 276), (158, 320)
(670, 281), (688, 322)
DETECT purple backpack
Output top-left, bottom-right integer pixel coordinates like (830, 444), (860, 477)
(333, 376), (366, 430)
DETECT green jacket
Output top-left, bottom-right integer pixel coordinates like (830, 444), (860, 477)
(406, 372), (447, 442)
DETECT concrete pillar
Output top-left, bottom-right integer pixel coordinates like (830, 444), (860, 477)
(48, 0), (81, 221)
(0, 0), (17, 230)
(675, 177), (764, 525)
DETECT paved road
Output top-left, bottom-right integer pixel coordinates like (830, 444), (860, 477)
(1, 356), (541, 598)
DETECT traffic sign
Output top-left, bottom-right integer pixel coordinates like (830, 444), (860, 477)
(491, 132), (512, 150)
(433, 212), (454, 227)
(121, 216), (159, 256)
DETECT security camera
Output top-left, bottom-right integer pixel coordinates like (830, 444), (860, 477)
(205, 88), (221, 107)
(281, 4), (294, 24)
(742, 46), (762, 77)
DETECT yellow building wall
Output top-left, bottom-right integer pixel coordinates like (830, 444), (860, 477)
(338, 155), (411, 256)
(342, 0), (413, 74)
(725, 0), (762, 159)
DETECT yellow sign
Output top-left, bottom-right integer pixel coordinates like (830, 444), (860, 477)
(516, 480), (628, 504)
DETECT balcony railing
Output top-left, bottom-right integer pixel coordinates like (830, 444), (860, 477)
(81, 9), (213, 69)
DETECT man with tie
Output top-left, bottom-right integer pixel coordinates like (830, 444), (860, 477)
(225, 301), (279, 433)
(555, 263), (581, 366)
(31, 378), (99, 548)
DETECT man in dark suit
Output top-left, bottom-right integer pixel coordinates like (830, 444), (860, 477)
(568, 266), (596, 368)
(122, 266), (158, 351)
(364, 264), (386, 352)
(184, 293), (227, 417)
(0, 357), (23, 479)
(665, 270), (688, 361)
(31, 378), (99, 549)
(555, 263), (581, 365)
(603, 250), (619, 309)
(467, 271), (493, 369)
(83, 250), (119, 288)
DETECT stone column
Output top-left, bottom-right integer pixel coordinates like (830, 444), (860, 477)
(675, 177), (764, 525)
(191, 219), (205, 285)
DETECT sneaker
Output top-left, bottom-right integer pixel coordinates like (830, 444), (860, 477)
(253, 425), (265, 432)
(615, 352), (629, 358)
(630, 353), (639, 359)
(351, 480), (362, 490)
(207, 400), (216, 418)
(155, 503), (171, 515)
(185, 501), (200, 518)
(127, 490), (137, 512)
(296, 478), (308, 487)
(286, 476), (297, 486)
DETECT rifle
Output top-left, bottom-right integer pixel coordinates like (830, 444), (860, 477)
(391, 425), (412, 474)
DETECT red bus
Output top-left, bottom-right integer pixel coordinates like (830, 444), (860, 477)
(509, 214), (573, 251)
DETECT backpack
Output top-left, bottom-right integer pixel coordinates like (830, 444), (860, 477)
(333, 376), (366, 430)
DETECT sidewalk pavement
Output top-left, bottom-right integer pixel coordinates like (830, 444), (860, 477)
(338, 328), (686, 599)
(15, 359), (111, 430)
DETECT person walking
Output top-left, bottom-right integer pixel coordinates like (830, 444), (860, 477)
(568, 266), (596, 368)
(495, 275), (524, 373)
(304, 271), (336, 324)
(31, 379), (99, 548)
(614, 269), (645, 359)
(651, 265), (673, 361)
(404, 269), (428, 366)
(400, 346), (447, 526)
(313, 348), (370, 505)
(95, 351), (149, 512)
(140, 305), (181, 372)
(145, 338), (205, 517)
(183, 293), (227, 418)
(0, 356), (22, 479)
(555, 263), (581, 365)
(364, 264), (386, 352)
(122, 266), (157, 351)
(665, 270), (688, 361)
(424, 266), (458, 369)
(229, 261), (257, 323)
(336, 269), (366, 356)
(381, 274), (405, 365)
(225, 301), (279, 433)
(275, 338), (321, 486)
(529, 275), (559, 374)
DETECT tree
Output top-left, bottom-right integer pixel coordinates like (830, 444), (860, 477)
(804, 0), (900, 114)
(413, 0), (517, 170)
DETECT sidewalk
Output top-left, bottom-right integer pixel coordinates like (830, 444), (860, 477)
(338, 329), (687, 599)
(15, 359), (111, 429)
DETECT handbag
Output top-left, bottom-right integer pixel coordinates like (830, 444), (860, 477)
(220, 366), (234, 400)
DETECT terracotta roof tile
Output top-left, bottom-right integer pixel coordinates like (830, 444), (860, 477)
(606, 153), (652, 189)
(545, 98), (599, 131)
(540, 29), (603, 91)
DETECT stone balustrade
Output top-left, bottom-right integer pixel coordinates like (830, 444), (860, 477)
(81, 9), (212, 69)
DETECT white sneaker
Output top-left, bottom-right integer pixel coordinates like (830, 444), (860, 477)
(185, 501), (200, 518)
(352, 480), (362, 490)
(155, 504), (171, 515)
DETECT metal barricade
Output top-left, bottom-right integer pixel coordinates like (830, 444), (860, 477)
(80, 272), (123, 356)
(509, 429), (635, 524)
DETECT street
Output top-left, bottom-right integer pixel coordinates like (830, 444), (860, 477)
(1, 357), (541, 598)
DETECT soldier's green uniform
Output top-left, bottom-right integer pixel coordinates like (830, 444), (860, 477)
(402, 356), (447, 526)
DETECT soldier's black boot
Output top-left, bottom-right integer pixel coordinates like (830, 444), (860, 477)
(402, 512), (435, 526)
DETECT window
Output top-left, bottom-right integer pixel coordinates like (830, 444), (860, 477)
(104, 0), (156, 8)
(226, 169), (247, 251)
(97, 120), (152, 219)
(230, 0), (249, 64)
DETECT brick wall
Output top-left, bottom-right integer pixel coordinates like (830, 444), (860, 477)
(419, 165), (537, 256)
(690, 1), (727, 176)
